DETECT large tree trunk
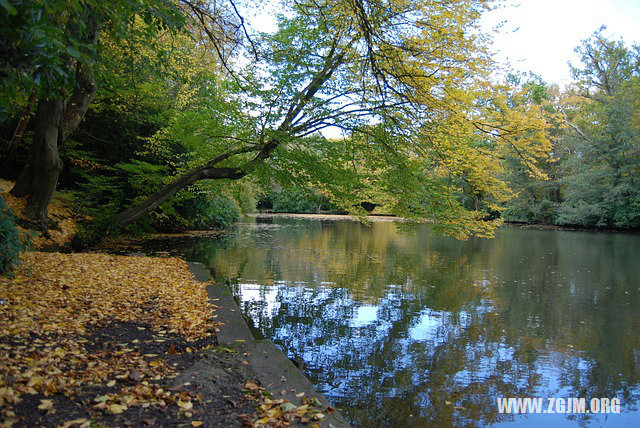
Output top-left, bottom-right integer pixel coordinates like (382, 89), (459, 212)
(10, 99), (64, 222)
(9, 62), (97, 222)
(61, 63), (97, 142)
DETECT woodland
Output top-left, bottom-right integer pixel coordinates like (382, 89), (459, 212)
(2, 0), (639, 252)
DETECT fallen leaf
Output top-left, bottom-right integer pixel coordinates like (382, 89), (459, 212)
(191, 422), (204, 427)
(59, 419), (90, 428)
(38, 399), (53, 411)
(244, 381), (260, 391)
(281, 402), (297, 412)
(107, 403), (128, 414)
(177, 399), (193, 410)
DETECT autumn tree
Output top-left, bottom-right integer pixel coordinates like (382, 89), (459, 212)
(500, 28), (640, 229)
(114, 0), (551, 238)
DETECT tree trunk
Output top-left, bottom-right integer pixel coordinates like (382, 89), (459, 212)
(9, 63), (96, 222)
(10, 99), (64, 222)
(61, 63), (97, 142)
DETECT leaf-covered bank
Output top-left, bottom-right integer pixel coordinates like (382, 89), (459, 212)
(1, 179), (81, 251)
(0, 252), (257, 427)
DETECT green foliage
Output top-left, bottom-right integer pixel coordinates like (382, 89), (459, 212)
(271, 188), (323, 213)
(229, 181), (258, 215)
(0, 0), (185, 98)
(503, 197), (558, 224)
(0, 197), (29, 277)
(2, 0), (563, 239)
(207, 195), (241, 228)
(267, 186), (341, 214)
(501, 31), (640, 230)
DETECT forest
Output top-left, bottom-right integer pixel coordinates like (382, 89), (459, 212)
(1, 0), (639, 251)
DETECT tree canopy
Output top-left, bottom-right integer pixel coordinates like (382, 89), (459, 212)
(109, 0), (552, 238)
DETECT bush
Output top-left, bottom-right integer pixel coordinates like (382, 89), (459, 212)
(0, 197), (29, 277)
(271, 187), (324, 213)
(164, 192), (240, 230)
(208, 195), (241, 227)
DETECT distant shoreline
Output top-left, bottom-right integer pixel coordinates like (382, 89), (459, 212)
(253, 212), (401, 222)
(253, 212), (640, 234)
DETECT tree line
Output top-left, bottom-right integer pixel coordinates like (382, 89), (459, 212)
(503, 28), (640, 229)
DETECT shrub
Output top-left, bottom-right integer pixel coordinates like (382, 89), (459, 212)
(208, 194), (241, 228)
(0, 197), (29, 277)
(271, 188), (323, 213)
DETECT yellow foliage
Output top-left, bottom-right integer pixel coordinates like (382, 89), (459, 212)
(0, 252), (219, 424)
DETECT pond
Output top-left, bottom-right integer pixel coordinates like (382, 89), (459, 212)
(171, 216), (640, 427)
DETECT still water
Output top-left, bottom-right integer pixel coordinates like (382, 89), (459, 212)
(175, 216), (640, 427)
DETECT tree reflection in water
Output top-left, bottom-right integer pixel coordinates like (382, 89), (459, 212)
(179, 217), (640, 427)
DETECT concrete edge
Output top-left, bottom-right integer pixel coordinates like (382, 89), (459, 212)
(187, 262), (351, 428)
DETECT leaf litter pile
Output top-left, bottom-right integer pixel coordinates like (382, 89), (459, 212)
(1, 180), (81, 249)
(0, 252), (261, 427)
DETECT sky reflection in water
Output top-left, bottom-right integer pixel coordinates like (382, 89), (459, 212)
(177, 217), (640, 427)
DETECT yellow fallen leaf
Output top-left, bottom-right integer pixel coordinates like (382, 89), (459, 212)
(0, 249), (222, 422)
(59, 419), (90, 428)
(191, 422), (204, 427)
(177, 400), (193, 410)
(280, 402), (297, 412)
(38, 399), (53, 410)
(295, 392), (305, 398)
(244, 381), (260, 391)
(107, 403), (128, 414)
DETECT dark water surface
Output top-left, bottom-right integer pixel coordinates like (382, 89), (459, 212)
(171, 217), (640, 427)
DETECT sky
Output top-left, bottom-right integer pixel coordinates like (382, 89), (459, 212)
(482, 0), (640, 85)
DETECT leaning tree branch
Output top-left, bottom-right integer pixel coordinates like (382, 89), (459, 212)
(115, 39), (346, 227)
(115, 145), (258, 226)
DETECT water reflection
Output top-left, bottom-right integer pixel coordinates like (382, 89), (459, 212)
(177, 217), (640, 427)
